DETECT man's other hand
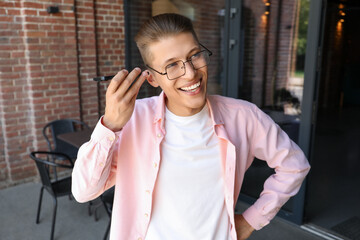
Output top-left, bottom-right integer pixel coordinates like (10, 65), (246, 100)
(234, 214), (255, 240)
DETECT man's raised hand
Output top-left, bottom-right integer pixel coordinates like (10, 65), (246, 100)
(103, 68), (147, 132)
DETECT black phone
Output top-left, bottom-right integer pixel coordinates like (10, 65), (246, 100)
(92, 75), (115, 82)
(93, 71), (148, 83)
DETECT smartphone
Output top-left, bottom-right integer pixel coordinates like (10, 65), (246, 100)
(93, 70), (147, 83)
(92, 75), (115, 82)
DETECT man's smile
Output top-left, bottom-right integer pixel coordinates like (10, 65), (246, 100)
(179, 79), (201, 92)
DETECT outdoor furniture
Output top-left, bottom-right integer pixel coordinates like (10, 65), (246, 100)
(56, 127), (101, 221)
(42, 119), (90, 180)
(101, 187), (114, 240)
(57, 127), (93, 149)
(43, 119), (90, 159)
(30, 151), (74, 240)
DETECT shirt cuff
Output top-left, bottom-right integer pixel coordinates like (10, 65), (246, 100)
(242, 205), (272, 230)
(91, 116), (122, 141)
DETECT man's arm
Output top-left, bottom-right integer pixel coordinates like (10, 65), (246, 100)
(71, 119), (119, 203)
(72, 68), (147, 202)
(242, 107), (310, 230)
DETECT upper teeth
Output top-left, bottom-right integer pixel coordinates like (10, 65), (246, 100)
(180, 82), (200, 91)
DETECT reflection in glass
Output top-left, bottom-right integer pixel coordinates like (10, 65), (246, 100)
(239, 0), (310, 212)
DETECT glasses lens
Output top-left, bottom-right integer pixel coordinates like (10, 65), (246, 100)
(166, 60), (185, 80)
(192, 51), (210, 70)
(165, 50), (211, 80)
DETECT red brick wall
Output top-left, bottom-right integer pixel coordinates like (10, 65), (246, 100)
(129, 0), (158, 98)
(0, 0), (83, 188)
(75, 0), (99, 126)
(0, 0), (117, 188)
(94, 0), (125, 116)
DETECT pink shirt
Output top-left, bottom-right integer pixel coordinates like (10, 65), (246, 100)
(72, 92), (310, 240)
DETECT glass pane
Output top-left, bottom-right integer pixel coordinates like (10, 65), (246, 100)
(239, 0), (310, 213)
(128, 0), (226, 98)
(307, 0), (360, 231)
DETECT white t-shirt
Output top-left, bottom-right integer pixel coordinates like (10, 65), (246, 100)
(146, 104), (230, 240)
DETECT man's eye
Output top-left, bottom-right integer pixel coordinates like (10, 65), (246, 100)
(191, 52), (202, 59)
(167, 62), (179, 69)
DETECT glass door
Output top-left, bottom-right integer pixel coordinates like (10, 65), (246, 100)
(305, 0), (360, 238)
(236, 0), (315, 225)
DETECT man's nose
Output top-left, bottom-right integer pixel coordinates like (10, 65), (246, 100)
(182, 61), (196, 79)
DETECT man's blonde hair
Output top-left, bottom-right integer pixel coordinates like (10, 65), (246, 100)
(134, 13), (199, 64)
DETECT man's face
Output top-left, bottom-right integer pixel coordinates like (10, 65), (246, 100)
(147, 33), (208, 116)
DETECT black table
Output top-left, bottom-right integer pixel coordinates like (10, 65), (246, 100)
(57, 128), (93, 148)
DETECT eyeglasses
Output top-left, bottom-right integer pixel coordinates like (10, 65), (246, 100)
(146, 44), (212, 80)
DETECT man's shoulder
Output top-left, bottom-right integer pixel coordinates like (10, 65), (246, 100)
(208, 95), (258, 112)
(135, 95), (160, 105)
(133, 95), (160, 116)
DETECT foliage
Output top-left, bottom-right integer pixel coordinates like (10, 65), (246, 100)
(296, 0), (310, 56)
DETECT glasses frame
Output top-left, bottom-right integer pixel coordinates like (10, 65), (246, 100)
(146, 43), (213, 80)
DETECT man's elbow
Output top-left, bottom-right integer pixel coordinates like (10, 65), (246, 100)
(71, 183), (89, 203)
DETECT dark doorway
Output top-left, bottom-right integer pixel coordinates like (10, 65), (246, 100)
(305, 0), (360, 238)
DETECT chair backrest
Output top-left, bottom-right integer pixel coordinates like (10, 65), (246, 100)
(42, 119), (90, 159)
(30, 151), (74, 193)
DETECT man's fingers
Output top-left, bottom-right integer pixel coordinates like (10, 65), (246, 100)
(132, 70), (147, 91)
(116, 67), (142, 96)
(107, 69), (129, 94)
(123, 70), (147, 102)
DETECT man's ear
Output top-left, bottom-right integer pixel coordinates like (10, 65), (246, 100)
(146, 71), (159, 88)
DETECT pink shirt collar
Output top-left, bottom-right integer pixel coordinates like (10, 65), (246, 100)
(154, 92), (225, 128)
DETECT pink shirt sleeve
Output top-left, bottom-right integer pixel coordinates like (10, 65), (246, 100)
(71, 117), (120, 203)
(242, 108), (310, 230)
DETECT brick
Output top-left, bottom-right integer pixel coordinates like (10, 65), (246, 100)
(53, 25), (64, 31)
(24, 23), (39, 30)
(23, 9), (38, 16)
(25, 37), (40, 44)
(26, 31), (46, 38)
(0, 16), (13, 22)
(0, 51), (11, 58)
(11, 52), (25, 58)
(0, 2), (14, 8)
(23, 2), (44, 9)
(63, 12), (74, 18)
(12, 66), (27, 72)
(24, 16), (44, 23)
(47, 31), (60, 37)
(7, 9), (21, 16)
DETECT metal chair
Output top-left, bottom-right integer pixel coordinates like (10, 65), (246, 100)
(42, 119), (89, 181)
(30, 151), (74, 240)
(42, 119), (90, 160)
(101, 187), (114, 240)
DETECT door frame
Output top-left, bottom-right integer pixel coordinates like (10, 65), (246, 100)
(232, 0), (326, 225)
(223, 0), (243, 98)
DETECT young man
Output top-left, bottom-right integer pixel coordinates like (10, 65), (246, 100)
(72, 13), (310, 240)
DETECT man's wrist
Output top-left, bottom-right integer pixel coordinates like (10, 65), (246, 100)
(102, 116), (122, 132)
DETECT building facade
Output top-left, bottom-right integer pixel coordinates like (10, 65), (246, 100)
(2, 0), (360, 238)
(1, 0), (299, 189)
